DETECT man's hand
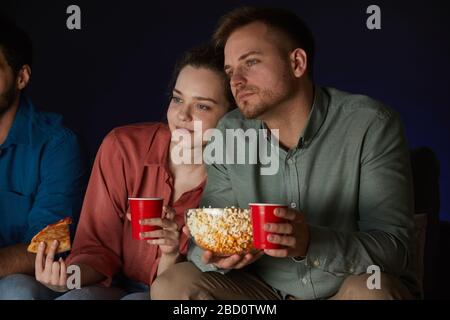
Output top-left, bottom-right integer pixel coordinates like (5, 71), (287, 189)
(35, 240), (69, 292)
(263, 207), (310, 258)
(201, 250), (264, 269)
(183, 225), (264, 270)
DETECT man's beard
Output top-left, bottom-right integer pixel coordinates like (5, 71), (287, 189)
(238, 90), (273, 119)
(0, 82), (18, 117)
(236, 70), (295, 120)
(237, 87), (290, 120)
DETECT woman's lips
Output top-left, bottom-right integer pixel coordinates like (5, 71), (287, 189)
(175, 127), (194, 134)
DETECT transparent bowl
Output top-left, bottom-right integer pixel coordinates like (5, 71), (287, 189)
(185, 207), (255, 256)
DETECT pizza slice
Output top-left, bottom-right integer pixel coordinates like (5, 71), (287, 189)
(27, 217), (72, 254)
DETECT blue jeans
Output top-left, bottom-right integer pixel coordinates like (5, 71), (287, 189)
(56, 274), (150, 300)
(0, 274), (61, 300)
(0, 273), (149, 300)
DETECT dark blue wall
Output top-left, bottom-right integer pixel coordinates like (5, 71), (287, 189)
(2, 0), (449, 220)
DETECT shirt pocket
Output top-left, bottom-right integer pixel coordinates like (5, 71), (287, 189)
(0, 191), (33, 245)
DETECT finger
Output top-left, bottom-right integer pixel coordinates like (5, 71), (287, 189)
(140, 218), (174, 229)
(233, 253), (255, 269)
(141, 229), (179, 239)
(182, 226), (191, 237)
(274, 208), (298, 221)
(234, 250), (265, 269)
(59, 258), (67, 287)
(51, 261), (61, 285)
(35, 242), (46, 276)
(214, 254), (244, 269)
(267, 234), (296, 247)
(162, 219), (179, 231)
(126, 213), (131, 221)
(264, 248), (290, 258)
(44, 240), (58, 272)
(254, 250), (265, 259)
(163, 206), (176, 220)
(141, 229), (165, 239)
(264, 222), (293, 234)
(201, 250), (214, 264)
(146, 238), (178, 246)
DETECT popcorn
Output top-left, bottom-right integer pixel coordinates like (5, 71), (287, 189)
(186, 207), (253, 255)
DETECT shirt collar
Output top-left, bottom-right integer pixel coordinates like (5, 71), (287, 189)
(301, 86), (329, 148)
(260, 85), (329, 150)
(143, 123), (172, 166)
(2, 95), (33, 148)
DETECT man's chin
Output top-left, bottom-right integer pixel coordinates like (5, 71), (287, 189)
(239, 104), (264, 119)
(0, 87), (19, 116)
(0, 101), (12, 117)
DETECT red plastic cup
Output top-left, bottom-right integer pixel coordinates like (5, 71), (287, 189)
(128, 198), (163, 240)
(249, 203), (288, 249)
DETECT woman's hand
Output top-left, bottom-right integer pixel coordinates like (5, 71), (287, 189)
(35, 240), (69, 292)
(127, 206), (181, 256)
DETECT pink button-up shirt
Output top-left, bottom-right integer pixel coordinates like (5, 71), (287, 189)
(66, 122), (205, 286)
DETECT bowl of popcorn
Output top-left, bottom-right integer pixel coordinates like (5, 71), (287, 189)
(186, 207), (254, 256)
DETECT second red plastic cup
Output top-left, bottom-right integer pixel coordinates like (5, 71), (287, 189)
(128, 198), (163, 240)
(250, 203), (288, 250)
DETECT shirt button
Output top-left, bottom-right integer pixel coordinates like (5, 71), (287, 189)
(288, 158), (295, 165)
(302, 277), (308, 285)
(349, 267), (355, 273)
(290, 202), (297, 209)
(313, 260), (320, 267)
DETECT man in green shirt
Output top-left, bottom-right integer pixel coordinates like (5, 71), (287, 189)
(151, 7), (418, 300)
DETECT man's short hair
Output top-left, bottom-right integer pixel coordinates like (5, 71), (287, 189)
(213, 6), (315, 77)
(0, 15), (33, 74)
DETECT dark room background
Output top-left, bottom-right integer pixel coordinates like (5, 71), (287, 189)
(1, 0), (449, 221)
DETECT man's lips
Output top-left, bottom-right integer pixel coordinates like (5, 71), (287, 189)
(237, 91), (255, 101)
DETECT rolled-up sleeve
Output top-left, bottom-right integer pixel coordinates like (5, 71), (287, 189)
(66, 131), (127, 286)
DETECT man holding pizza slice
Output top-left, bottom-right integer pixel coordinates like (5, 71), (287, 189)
(0, 17), (87, 299)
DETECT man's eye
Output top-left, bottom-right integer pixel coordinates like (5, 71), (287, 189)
(246, 59), (258, 67)
(171, 96), (182, 103)
(226, 71), (233, 79)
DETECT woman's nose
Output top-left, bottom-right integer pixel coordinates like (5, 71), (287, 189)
(177, 104), (193, 122)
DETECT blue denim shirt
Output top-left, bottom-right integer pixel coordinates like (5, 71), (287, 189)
(0, 95), (88, 247)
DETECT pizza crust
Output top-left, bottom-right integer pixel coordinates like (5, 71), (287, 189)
(27, 217), (72, 254)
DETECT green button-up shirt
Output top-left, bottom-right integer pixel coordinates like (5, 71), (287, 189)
(188, 86), (418, 299)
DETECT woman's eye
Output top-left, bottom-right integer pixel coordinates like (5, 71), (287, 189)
(197, 104), (211, 111)
(171, 96), (182, 103)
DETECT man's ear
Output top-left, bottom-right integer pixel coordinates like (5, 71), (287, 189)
(290, 48), (308, 78)
(16, 65), (31, 90)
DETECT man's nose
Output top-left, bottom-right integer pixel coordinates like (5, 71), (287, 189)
(230, 68), (246, 89)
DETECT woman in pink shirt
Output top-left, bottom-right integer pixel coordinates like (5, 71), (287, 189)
(34, 44), (234, 299)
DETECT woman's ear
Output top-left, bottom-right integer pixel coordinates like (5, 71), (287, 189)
(16, 64), (31, 90)
(290, 48), (308, 78)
